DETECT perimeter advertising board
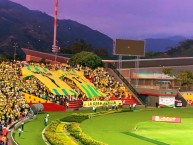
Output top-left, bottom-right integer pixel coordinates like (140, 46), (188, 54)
(114, 39), (145, 56)
(159, 96), (175, 107)
(83, 100), (123, 107)
(152, 116), (181, 123)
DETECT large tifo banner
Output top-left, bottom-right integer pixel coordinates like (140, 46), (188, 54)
(21, 66), (105, 98)
(83, 100), (123, 107)
(152, 116), (181, 123)
(22, 66), (77, 96)
(159, 96), (175, 107)
(59, 70), (105, 98)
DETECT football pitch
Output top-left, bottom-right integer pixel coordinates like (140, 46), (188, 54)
(15, 107), (193, 145)
(80, 108), (193, 145)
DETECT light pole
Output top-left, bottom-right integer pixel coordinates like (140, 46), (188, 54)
(52, 0), (59, 64)
(13, 43), (18, 62)
(53, 45), (59, 63)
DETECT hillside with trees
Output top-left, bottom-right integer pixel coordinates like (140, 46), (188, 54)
(0, 0), (113, 57)
(145, 39), (193, 58)
(1, 0), (193, 60)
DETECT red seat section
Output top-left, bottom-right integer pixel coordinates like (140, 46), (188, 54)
(29, 103), (66, 112)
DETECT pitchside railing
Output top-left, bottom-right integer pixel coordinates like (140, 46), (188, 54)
(107, 63), (144, 105)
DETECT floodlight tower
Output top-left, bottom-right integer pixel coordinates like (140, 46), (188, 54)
(52, 0), (59, 63)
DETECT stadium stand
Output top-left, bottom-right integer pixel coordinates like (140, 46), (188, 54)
(0, 60), (141, 121)
(20, 62), (141, 110)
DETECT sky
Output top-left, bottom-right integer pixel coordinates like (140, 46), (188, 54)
(10, 0), (193, 39)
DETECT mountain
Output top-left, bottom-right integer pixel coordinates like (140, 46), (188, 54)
(0, 0), (113, 56)
(145, 35), (187, 52)
(0, 0), (192, 59)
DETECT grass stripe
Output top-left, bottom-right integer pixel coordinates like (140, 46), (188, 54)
(122, 132), (169, 145)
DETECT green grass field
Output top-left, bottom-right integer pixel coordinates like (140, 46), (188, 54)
(14, 107), (193, 145)
(80, 108), (193, 145)
(14, 112), (71, 145)
(135, 119), (193, 145)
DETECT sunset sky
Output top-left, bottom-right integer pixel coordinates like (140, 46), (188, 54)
(11, 0), (193, 39)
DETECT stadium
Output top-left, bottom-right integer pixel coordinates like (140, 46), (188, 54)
(1, 1), (193, 145)
(0, 41), (190, 145)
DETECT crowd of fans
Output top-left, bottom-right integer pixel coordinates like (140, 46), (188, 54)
(21, 62), (133, 103)
(0, 61), (30, 144)
(0, 60), (134, 144)
(84, 67), (132, 100)
(0, 61), (133, 104)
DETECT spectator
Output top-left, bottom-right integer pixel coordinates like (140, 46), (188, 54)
(66, 101), (69, 109)
(5, 138), (8, 145)
(44, 115), (49, 126)
(156, 102), (159, 108)
(129, 104), (132, 110)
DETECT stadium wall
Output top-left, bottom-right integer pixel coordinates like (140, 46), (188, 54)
(104, 57), (193, 68)
(22, 48), (69, 64)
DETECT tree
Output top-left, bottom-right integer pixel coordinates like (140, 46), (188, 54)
(0, 54), (8, 62)
(144, 51), (163, 58)
(176, 70), (193, 89)
(68, 51), (103, 69)
(167, 39), (193, 57)
(94, 48), (108, 57)
(162, 67), (173, 77)
(60, 39), (93, 54)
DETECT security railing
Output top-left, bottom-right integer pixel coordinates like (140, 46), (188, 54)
(107, 63), (144, 104)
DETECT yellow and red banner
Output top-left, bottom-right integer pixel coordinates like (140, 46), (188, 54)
(83, 100), (122, 107)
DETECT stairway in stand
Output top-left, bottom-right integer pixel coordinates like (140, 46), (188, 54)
(68, 100), (83, 110)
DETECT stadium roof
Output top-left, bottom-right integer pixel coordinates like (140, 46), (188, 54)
(104, 57), (193, 68)
(22, 48), (193, 68)
(22, 48), (69, 63)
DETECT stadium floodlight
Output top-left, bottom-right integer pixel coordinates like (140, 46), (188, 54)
(52, 0), (58, 64)
(52, 45), (58, 53)
(52, 45), (60, 63)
